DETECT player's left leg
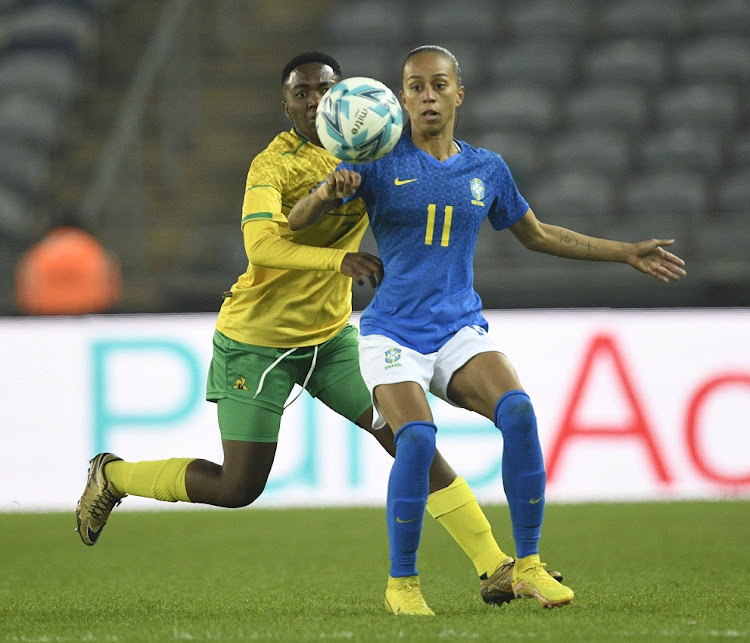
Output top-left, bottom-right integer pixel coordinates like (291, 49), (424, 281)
(447, 348), (574, 608)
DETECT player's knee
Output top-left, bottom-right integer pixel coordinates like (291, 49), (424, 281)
(221, 479), (266, 508)
(394, 421), (437, 465)
(222, 486), (264, 508)
(494, 391), (538, 439)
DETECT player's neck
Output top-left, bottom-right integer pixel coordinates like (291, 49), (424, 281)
(410, 129), (459, 162)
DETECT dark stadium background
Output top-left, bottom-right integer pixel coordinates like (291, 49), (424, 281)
(1, 0), (748, 315)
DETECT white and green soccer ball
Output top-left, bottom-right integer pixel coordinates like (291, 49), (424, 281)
(316, 77), (403, 163)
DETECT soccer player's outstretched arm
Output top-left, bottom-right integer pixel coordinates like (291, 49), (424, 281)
(509, 208), (687, 283)
(288, 169), (361, 231)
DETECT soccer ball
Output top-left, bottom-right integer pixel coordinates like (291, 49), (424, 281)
(316, 77), (403, 163)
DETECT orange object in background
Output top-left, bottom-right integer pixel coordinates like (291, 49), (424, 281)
(15, 226), (122, 315)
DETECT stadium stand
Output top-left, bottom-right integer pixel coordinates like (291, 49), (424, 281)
(693, 0), (750, 35)
(6, 0), (747, 314)
(506, 0), (591, 39)
(563, 84), (650, 132)
(622, 170), (709, 218)
(599, 0), (690, 39)
(655, 83), (739, 129)
(716, 169), (750, 216)
(530, 170), (614, 226)
(675, 36), (750, 82)
(0, 93), (61, 147)
(0, 0), (111, 311)
(543, 129), (632, 174)
(638, 127), (724, 174)
(418, 0), (500, 42)
(729, 129), (750, 169)
(464, 86), (558, 135)
(487, 40), (578, 89)
(583, 39), (668, 87)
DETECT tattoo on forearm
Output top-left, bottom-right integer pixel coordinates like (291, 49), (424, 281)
(559, 230), (578, 248)
(559, 230), (595, 256)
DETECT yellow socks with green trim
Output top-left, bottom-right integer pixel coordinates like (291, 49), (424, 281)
(105, 458), (194, 503)
(426, 476), (508, 578)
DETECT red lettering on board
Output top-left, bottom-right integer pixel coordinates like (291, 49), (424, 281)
(546, 334), (671, 484)
(686, 373), (750, 486)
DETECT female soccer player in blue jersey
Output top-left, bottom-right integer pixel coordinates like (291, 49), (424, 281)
(77, 50), (558, 616)
(289, 45), (686, 615)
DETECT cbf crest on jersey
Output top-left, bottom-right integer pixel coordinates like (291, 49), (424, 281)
(470, 178), (485, 206)
(384, 347), (402, 370)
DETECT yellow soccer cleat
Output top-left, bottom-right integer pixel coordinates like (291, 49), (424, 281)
(512, 555), (574, 608)
(75, 453), (126, 546)
(384, 575), (435, 616)
(481, 557), (565, 606)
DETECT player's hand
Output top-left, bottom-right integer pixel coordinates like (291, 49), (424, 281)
(340, 252), (383, 288)
(629, 239), (687, 283)
(318, 169), (361, 201)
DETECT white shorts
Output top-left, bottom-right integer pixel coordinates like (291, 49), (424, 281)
(358, 325), (501, 429)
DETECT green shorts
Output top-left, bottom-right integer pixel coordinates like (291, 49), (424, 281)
(206, 325), (371, 442)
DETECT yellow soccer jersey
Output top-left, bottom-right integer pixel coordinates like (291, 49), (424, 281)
(216, 129), (368, 348)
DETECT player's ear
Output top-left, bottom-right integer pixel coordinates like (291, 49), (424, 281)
(456, 86), (464, 108)
(282, 100), (291, 120)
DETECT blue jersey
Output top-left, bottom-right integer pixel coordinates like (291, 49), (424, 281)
(341, 132), (529, 354)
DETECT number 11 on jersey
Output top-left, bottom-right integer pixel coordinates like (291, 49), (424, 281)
(424, 204), (453, 247)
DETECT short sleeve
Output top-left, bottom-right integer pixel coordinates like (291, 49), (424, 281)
(487, 154), (529, 231)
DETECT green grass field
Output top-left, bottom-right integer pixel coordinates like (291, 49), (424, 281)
(2, 501), (749, 641)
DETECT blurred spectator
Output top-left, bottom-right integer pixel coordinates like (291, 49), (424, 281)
(14, 221), (121, 315)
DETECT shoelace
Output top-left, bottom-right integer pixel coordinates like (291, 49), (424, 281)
(494, 561), (515, 577)
(482, 561), (515, 585)
(88, 486), (123, 523)
(523, 563), (561, 589)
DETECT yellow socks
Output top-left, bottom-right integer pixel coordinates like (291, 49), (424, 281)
(426, 476), (508, 578)
(105, 458), (194, 503)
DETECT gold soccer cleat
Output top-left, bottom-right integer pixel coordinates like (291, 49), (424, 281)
(75, 453), (126, 546)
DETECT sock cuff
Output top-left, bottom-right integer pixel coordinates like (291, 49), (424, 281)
(393, 420), (437, 445)
(426, 476), (476, 518)
(153, 458), (194, 503)
(103, 460), (128, 496)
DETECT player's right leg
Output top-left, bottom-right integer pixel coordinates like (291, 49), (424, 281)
(75, 397), (280, 545)
(373, 380), (436, 616)
(76, 331), (293, 545)
(75, 433), (277, 545)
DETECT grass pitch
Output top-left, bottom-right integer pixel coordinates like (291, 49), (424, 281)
(1, 501), (749, 641)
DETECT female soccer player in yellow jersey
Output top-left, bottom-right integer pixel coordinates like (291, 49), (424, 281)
(76, 51), (558, 612)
